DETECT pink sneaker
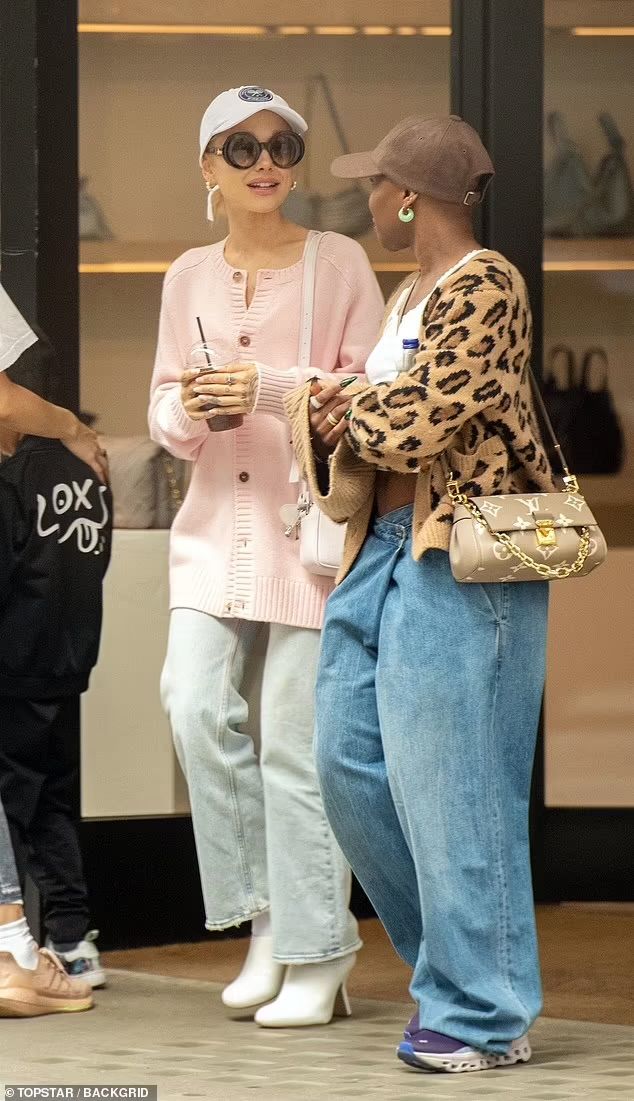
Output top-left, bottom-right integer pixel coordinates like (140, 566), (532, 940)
(0, 949), (93, 1017)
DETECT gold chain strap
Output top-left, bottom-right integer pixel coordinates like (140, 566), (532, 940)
(161, 453), (184, 511)
(446, 478), (592, 580)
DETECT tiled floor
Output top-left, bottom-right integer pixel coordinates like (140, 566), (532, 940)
(1, 971), (633, 1100)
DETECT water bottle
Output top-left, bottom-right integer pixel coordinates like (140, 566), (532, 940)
(402, 337), (420, 372)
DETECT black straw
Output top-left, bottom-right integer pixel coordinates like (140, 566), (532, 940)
(196, 316), (213, 367)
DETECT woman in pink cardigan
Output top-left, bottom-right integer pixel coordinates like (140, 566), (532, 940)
(148, 87), (383, 1027)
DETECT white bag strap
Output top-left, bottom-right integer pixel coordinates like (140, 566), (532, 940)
(290, 231), (323, 484)
(297, 230), (323, 371)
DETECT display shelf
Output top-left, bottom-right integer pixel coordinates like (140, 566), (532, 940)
(79, 0), (451, 32)
(543, 237), (634, 272)
(79, 237), (634, 275)
(546, 0), (634, 31)
(79, 241), (184, 274)
(78, 0), (633, 34)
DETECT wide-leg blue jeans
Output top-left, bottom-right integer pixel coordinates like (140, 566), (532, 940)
(315, 505), (549, 1053)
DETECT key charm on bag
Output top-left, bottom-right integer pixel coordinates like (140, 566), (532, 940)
(280, 496), (310, 538)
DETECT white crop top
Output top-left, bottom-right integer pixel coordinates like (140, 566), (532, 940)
(364, 249), (487, 386)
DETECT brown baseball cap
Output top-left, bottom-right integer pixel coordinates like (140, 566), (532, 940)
(331, 114), (494, 206)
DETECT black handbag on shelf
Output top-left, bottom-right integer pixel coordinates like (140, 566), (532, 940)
(542, 345), (624, 475)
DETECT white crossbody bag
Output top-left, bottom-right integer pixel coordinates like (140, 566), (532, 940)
(281, 231), (347, 577)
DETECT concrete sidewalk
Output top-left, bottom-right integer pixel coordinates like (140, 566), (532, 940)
(1, 970), (633, 1100)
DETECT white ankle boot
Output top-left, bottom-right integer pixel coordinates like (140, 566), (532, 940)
(221, 935), (285, 1010)
(254, 952), (356, 1027)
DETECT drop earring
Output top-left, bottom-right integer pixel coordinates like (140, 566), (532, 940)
(290, 181), (298, 191)
(398, 204), (415, 223)
(206, 182), (220, 223)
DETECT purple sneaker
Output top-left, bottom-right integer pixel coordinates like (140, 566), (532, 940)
(397, 1026), (531, 1074)
(403, 1010), (419, 1041)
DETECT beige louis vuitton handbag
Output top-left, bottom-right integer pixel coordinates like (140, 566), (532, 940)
(445, 370), (607, 583)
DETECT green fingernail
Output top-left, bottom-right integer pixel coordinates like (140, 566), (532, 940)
(344, 409), (353, 420)
(340, 376), (357, 388)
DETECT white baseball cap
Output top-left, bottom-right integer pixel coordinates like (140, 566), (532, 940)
(199, 86), (308, 163)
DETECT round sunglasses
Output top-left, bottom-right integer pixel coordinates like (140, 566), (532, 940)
(209, 130), (305, 170)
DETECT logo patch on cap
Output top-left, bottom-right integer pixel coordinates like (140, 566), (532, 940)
(239, 86), (274, 103)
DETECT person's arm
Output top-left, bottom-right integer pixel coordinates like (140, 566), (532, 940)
(148, 282), (210, 462)
(256, 245), (385, 420)
(284, 378), (375, 524)
(0, 372), (108, 483)
(195, 242), (385, 424)
(345, 276), (527, 473)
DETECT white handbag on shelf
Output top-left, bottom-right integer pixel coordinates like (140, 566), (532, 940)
(282, 231), (346, 577)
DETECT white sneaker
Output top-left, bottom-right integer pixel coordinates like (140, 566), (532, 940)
(221, 934), (285, 1010)
(47, 930), (106, 990)
(254, 953), (356, 1028)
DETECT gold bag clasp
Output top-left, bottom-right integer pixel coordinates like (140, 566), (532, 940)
(535, 515), (557, 547)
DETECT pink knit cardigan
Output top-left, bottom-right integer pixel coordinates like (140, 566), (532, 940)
(148, 231), (384, 629)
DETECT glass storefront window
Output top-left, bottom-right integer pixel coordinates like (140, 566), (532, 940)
(543, 0), (634, 809)
(78, 1), (451, 434)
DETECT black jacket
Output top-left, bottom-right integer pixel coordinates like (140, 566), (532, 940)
(0, 437), (112, 698)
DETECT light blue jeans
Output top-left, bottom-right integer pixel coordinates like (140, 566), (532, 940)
(316, 505), (549, 1052)
(162, 610), (360, 964)
(0, 794), (21, 906)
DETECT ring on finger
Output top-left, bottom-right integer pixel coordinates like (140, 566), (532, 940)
(326, 411), (340, 428)
(226, 375), (234, 387)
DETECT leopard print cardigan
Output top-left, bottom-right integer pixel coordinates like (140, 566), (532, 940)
(284, 250), (557, 582)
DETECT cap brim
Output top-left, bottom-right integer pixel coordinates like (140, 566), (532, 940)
(331, 151), (379, 179)
(273, 106), (308, 134)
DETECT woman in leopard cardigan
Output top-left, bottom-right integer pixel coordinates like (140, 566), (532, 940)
(285, 116), (556, 1076)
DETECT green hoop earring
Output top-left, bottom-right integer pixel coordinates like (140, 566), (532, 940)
(398, 205), (415, 223)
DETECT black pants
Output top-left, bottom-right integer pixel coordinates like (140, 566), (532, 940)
(0, 696), (89, 945)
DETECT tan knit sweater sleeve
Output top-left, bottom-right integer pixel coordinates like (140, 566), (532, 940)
(282, 276), (417, 519)
(346, 261), (531, 474)
(284, 381), (375, 524)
